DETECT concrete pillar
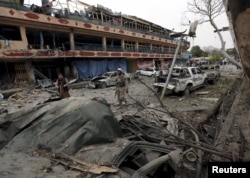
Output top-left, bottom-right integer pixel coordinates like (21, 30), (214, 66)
(121, 39), (125, 50)
(102, 36), (107, 51)
(25, 60), (35, 84)
(135, 41), (139, 52)
(69, 31), (75, 50)
(20, 25), (28, 49)
(101, 11), (104, 25)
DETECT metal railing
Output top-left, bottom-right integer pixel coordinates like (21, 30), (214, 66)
(74, 43), (178, 55)
(0, 1), (190, 47)
(0, 1), (31, 11)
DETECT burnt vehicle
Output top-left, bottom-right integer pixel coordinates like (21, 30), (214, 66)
(89, 71), (131, 89)
(200, 64), (220, 84)
(153, 67), (208, 96)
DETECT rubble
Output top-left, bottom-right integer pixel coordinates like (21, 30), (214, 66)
(0, 72), (249, 177)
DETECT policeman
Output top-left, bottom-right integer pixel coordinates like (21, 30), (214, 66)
(115, 68), (128, 106)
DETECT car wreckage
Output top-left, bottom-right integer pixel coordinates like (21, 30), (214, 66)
(153, 66), (208, 96)
(0, 97), (207, 178)
(89, 71), (130, 88)
(200, 64), (221, 84)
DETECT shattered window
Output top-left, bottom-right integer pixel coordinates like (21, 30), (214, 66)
(191, 68), (196, 74)
(196, 68), (202, 74)
(111, 73), (117, 77)
(0, 24), (21, 41)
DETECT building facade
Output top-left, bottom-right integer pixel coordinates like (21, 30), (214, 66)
(0, 0), (190, 84)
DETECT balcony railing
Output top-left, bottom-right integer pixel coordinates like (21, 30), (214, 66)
(74, 43), (178, 55)
(0, 1), (190, 47)
(0, 1), (31, 11)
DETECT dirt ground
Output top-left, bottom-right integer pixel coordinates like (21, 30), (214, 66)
(1, 69), (249, 177)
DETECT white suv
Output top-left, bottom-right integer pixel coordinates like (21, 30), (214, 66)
(153, 67), (208, 95)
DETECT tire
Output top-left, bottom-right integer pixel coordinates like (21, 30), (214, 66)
(203, 78), (208, 87)
(100, 82), (107, 88)
(183, 85), (191, 96)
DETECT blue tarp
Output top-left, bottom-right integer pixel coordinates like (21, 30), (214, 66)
(75, 59), (127, 79)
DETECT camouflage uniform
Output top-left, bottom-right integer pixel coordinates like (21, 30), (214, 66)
(115, 73), (128, 105)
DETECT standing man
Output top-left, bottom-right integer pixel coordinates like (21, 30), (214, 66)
(55, 73), (70, 98)
(115, 68), (128, 106)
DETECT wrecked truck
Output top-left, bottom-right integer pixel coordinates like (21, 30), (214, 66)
(153, 66), (208, 96)
(0, 97), (201, 178)
(200, 64), (221, 84)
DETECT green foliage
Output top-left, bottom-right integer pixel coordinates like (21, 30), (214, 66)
(208, 52), (222, 63)
(190, 45), (207, 57)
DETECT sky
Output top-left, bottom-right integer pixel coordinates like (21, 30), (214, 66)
(24, 0), (234, 50)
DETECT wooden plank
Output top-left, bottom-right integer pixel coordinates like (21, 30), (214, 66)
(176, 105), (208, 112)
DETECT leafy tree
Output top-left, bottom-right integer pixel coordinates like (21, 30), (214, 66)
(190, 45), (204, 57)
(208, 52), (222, 63)
(201, 51), (208, 57)
(187, 0), (242, 69)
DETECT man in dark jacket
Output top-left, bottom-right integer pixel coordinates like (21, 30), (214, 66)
(55, 73), (70, 98)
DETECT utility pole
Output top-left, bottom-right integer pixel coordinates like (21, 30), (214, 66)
(160, 33), (185, 100)
(160, 21), (198, 100)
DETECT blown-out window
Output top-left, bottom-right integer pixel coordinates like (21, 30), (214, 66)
(0, 24), (21, 40)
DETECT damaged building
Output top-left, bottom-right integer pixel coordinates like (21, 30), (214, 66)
(1, 1), (250, 178)
(0, 0), (190, 86)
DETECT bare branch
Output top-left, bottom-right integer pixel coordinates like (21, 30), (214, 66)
(187, 0), (242, 69)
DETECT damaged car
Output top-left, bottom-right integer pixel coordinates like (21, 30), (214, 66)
(135, 67), (159, 77)
(88, 71), (131, 88)
(201, 64), (220, 84)
(153, 66), (208, 96)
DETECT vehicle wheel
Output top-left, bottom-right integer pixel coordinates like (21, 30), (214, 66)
(183, 85), (191, 96)
(101, 82), (107, 88)
(203, 78), (208, 87)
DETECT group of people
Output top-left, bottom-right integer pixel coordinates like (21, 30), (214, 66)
(55, 68), (129, 107)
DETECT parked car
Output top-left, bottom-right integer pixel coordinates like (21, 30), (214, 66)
(89, 71), (130, 88)
(135, 67), (162, 77)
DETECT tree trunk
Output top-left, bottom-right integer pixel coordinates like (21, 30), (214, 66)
(210, 18), (242, 69)
(234, 8), (250, 82)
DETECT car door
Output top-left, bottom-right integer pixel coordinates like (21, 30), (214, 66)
(191, 68), (199, 86)
(195, 68), (205, 85)
(140, 69), (146, 76)
(109, 72), (117, 86)
(146, 68), (154, 76)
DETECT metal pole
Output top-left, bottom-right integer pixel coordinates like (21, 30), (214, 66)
(160, 35), (184, 100)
